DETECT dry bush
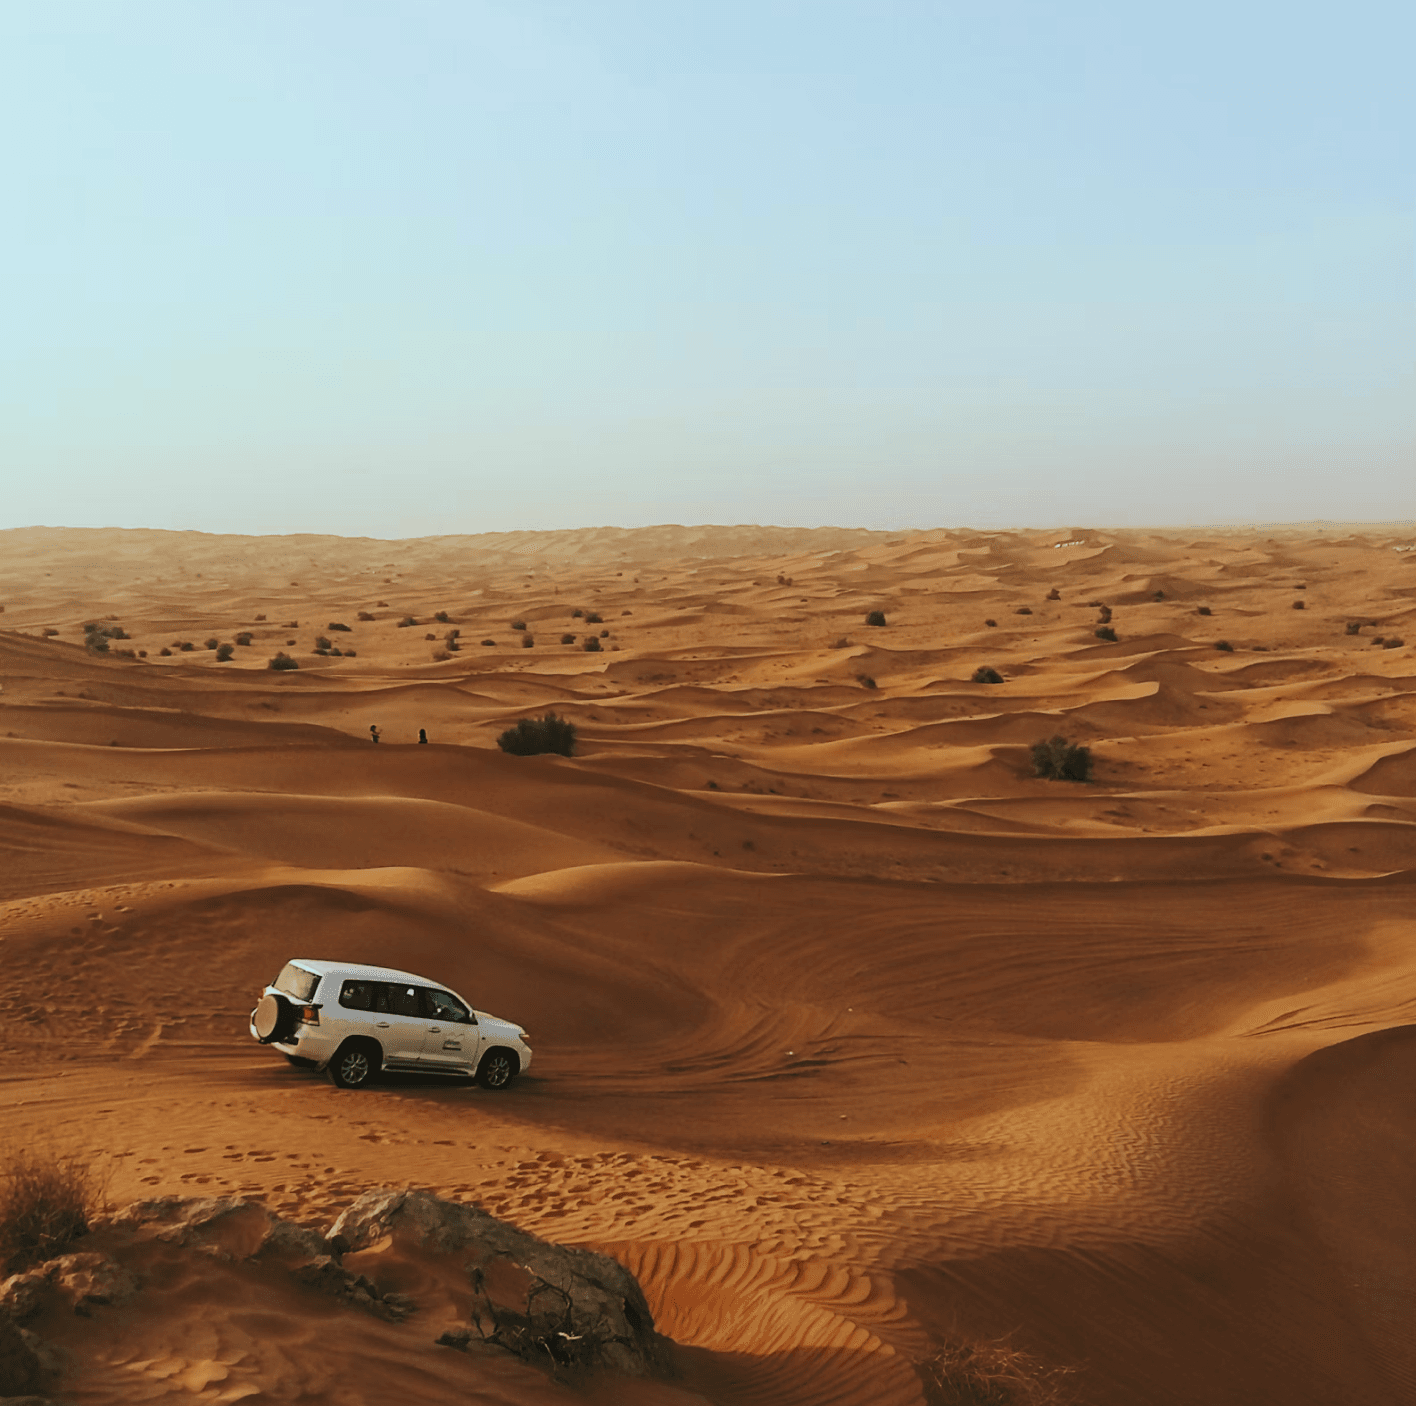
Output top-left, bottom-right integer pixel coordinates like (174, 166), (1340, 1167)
(1214, 639), (1234, 651)
(268, 652), (299, 671)
(432, 648), (452, 661)
(481, 638), (497, 646)
(1345, 621), (1362, 635)
(1197, 605), (1212, 616)
(1094, 625), (1117, 642)
(985, 619), (997, 627)
(521, 634), (535, 648)
(857, 674), (877, 689)
(1046, 587), (1060, 600)
(584, 612), (603, 624)
(972, 666), (1003, 684)
(498, 712), (577, 757)
(216, 643), (234, 662)
(398, 615), (417, 628)
(433, 611), (451, 623)
(866, 609), (887, 627)
(584, 636), (602, 652)
(1031, 734), (1092, 782)
(0, 1148), (107, 1274)
(204, 637), (219, 650)
(357, 610), (375, 621)
(1384, 636), (1405, 649)
(1015, 606), (1032, 616)
(235, 632), (253, 646)
(917, 1337), (1076, 1406)
(1292, 599), (1304, 609)
(511, 619), (527, 631)
(561, 633), (577, 644)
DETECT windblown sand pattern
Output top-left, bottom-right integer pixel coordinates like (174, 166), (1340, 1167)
(2, 523), (1415, 1404)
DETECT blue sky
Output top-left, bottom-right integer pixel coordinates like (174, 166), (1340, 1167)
(2, 1), (1412, 536)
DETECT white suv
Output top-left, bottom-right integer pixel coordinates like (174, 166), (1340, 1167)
(249, 959), (532, 1091)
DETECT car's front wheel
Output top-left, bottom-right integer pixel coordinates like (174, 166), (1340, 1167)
(328, 1039), (380, 1090)
(475, 1048), (518, 1090)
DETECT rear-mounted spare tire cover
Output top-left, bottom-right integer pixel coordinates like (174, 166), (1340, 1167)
(254, 992), (300, 1044)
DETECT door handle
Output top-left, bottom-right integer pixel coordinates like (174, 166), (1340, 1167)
(375, 1021), (390, 1028)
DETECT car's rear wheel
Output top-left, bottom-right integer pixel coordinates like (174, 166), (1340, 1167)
(328, 1039), (380, 1089)
(475, 1048), (518, 1090)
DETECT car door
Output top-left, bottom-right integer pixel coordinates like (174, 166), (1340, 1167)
(372, 981), (428, 1068)
(418, 987), (481, 1072)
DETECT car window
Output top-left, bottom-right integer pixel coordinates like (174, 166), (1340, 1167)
(422, 988), (470, 1023)
(372, 983), (392, 1013)
(275, 963), (320, 1002)
(339, 980), (374, 1011)
(388, 984), (422, 1018)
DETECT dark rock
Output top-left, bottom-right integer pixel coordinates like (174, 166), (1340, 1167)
(330, 1189), (667, 1377)
(0, 1314), (43, 1397)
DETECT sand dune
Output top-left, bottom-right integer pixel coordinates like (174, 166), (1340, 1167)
(2, 521), (1415, 1405)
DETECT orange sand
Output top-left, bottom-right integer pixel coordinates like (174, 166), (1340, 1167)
(2, 522), (1414, 1404)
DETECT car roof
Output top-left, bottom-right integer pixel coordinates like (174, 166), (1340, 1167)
(290, 959), (443, 988)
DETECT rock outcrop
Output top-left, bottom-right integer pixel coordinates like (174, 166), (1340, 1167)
(331, 1188), (668, 1377)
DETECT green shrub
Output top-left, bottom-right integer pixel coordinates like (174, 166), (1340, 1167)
(1384, 636), (1405, 649)
(1, 1149), (105, 1274)
(84, 625), (110, 653)
(235, 632), (253, 646)
(972, 666), (1003, 684)
(1214, 640), (1233, 652)
(1197, 605), (1212, 616)
(1015, 606), (1032, 616)
(398, 616), (417, 628)
(178, 641), (195, 652)
(268, 652), (299, 670)
(1031, 734), (1092, 782)
(204, 637), (219, 650)
(561, 633), (577, 644)
(865, 610), (887, 627)
(511, 619), (527, 631)
(984, 619), (997, 627)
(1094, 625), (1117, 641)
(216, 643), (234, 662)
(328, 621), (351, 631)
(159, 647), (172, 656)
(481, 638), (496, 646)
(41, 627), (59, 637)
(497, 712), (577, 757)
(857, 674), (877, 689)
(521, 634), (535, 648)
(584, 612), (603, 624)
(584, 636), (601, 652)
(357, 611), (375, 621)
(1345, 621), (1362, 635)
(433, 611), (450, 623)
(1292, 599), (1304, 610)
(315, 635), (332, 651)
(571, 608), (583, 618)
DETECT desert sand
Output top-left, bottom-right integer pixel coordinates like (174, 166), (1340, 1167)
(2, 521), (1415, 1405)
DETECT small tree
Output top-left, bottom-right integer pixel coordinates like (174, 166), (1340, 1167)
(268, 652), (299, 670)
(216, 643), (235, 661)
(497, 712), (577, 757)
(865, 610), (887, 627)
(972, 666), (1003, 684)
(1031, 735), (1092, 782)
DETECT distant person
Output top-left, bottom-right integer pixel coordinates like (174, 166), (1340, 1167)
(369, 725), (380, 743)
(418, 728), (428, 744)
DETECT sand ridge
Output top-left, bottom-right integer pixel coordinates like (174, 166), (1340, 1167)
(2, 521), (1415, 1404)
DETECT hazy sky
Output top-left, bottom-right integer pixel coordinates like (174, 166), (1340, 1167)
(3, 2), (1412, 538)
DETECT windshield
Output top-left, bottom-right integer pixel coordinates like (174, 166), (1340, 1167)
(274, 963), (320, 1002)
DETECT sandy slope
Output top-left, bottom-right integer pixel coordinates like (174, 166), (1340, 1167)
(2, 522), (1415, 1405)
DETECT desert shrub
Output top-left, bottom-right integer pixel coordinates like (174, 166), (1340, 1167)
(432, 648), (452, 661)
(1345, 621), (1362, 635)
(84, 625), (110, 653)
(481, 638), (497, 646)
(1, 1149), (106, 1273)
(584, 636), (602, 652)
(328, 621), (351, 631)
(600, 628), (609, 637)
(1046, 587), (1060, 600)
(584, 612), (603, 624)
(344, 649), (357, 657)
(497, 712), (577, 757)
(114, 647), (136, 659)
(866, 609), (887, 627)
(398, 616), (416, 628)
(1031, 734), (1092, 782)
(1214, 639), (1233, 651)
(109, 626), (129, 639)
(521, 634), (535, 648)
(235, 632), (253, 646)
(571, 608), (583, 618)
(216, 643), (234, 662)
(1197, 606), (1212, 616)
(621, 609), (632, 615)
(41, 627), (59, 637)
(178, 641), (195, 652)
(138, 649), (147, 657)
(376, 600), (388, 607)
(985, 619), (997, 627)
(1015, 606), (1032, 616)
(446, 628), (460, 639)
(1097, 605), (1112, 623)
(315, 635), (332, 651)
(917, 1336), (1075, 1406)
(561, 633), (577, 644)
(857, 674), (877, 689)
(1292, 599), (1304, 610)
(972, 666), (1003, 684)
(268, 653), (299, 671)
(159, 647), (172, 656)
(204, 637), (220, 650)
(1384, 637), (1405, 649)
(255, 613), (267, 621)
(511, 619), (527, 631)
(1152, 590), (1165, 601)
(357, 610), (375, 621)
(286, 638), (296, 646)
(433, 611), (450, 623)
(1094, 625), (1117, 642)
